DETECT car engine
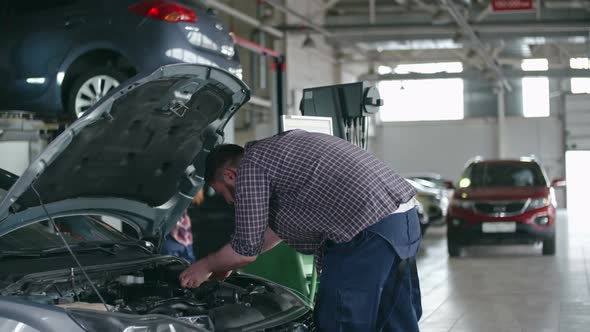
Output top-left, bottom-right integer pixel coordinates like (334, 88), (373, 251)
(7, 259), (309, 331)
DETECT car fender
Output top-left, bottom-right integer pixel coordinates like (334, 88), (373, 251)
(53, 42), (139, 110)
(0, 297), (83, 332)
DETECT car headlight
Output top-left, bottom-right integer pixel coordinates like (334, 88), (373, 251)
(451, 199), (473, 210)
(527, 197), (550, 211)
(68, 309), (207, 332)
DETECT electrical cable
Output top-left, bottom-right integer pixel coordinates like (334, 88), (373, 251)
(360, 117), (366, 150)
(31, 184), (111, 312)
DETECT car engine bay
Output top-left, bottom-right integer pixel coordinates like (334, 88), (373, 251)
(3, 259), (309, 331)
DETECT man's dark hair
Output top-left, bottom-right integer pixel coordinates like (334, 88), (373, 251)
(204, 144), (245, 184)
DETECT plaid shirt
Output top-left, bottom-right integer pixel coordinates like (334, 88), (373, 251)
(230, 130), (417, 259)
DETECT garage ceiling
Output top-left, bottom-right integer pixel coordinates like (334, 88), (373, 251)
(280, 0), (590, 72)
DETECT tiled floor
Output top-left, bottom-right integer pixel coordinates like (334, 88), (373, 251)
(417, 209), (590, 332)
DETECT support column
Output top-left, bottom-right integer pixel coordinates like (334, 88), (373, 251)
(271, 56), (286, 133)
(495, 83), (507, 158)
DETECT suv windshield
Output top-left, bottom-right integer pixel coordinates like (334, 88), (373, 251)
(464, 162), (547, 188)
(0, 215), (133, 252)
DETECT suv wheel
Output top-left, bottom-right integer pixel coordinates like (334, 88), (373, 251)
(447, 235), (461, 257)
(542, 236), (556, 256)
(67, 67), (127, 119)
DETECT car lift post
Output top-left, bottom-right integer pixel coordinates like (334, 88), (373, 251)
(271, 56), (286, 132)
(232, 35), (286, 135)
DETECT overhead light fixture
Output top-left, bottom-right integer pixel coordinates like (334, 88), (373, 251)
(465, 48), (477, 59)
(302, 33), (316, 49)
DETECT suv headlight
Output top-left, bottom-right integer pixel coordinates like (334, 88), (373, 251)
(68, 309), (207, 332)
(451, 199), (473, 210)
(527, 197), (550, 211)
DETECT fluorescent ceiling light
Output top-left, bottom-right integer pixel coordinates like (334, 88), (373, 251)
(394, 62), (463, 74)
(360, 39), (461, 51)
(521, 58), (548, 71)
(26, 77), (46, 84)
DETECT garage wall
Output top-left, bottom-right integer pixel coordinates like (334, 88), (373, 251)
(285, 34), (336, 115)
(285, 0), (337, 115)
(371, 116), (564, 182)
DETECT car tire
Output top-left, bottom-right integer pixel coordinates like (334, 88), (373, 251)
(66, 66), (128, 120)
(542, 236), (556, 256)
(447, 235), (461, 257)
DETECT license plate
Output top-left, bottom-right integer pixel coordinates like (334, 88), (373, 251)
(482, 222), (516, 233)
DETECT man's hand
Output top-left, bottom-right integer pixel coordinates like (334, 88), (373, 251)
(179, 260), (212, 288)
(179, 243), (257, 288)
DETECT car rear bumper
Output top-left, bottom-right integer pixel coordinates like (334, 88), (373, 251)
(447, 207), (556, 245)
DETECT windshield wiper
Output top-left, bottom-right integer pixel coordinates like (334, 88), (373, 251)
(0, 246), (115, 259)
(0, 251), (42, 259)
(0, 241), (151, 260)
(44, 244), (117, 256)
(76, 240), (152, 254)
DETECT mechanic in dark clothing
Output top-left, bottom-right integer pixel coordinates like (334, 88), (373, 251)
(180, 129), (422, 331)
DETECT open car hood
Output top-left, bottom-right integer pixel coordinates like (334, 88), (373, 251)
(0, 64), (249, 240)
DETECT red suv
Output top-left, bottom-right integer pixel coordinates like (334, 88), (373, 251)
(447, 158), (557, 257)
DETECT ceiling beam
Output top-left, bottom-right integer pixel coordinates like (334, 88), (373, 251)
(263, 0), (333, 37)
(279, 21), (590, 41)
(263, 0), (368, 57)
(311, 0), (342, 21)
(473, 3), (492, 22)
(359, 68), (590, 81)
(202, 0), (284, 38)
(438, 0), (511, 91)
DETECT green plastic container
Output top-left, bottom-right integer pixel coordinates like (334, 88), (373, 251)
(241, 242), (318, 305)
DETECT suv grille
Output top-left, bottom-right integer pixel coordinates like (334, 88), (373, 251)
(474, 201), (526, 216)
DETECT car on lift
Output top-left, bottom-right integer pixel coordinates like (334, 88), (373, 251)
(0, 0), (241, 120)
(447, 158), (558, 257)
(0, 64), (312, 332)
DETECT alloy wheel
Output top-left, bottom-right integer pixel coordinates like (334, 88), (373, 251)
(74, 75), (120, 118)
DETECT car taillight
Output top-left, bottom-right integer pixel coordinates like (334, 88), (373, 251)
(129, 0), (197, 23)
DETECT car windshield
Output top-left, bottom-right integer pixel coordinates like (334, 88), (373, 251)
(0, 215), (133, 253)
(410, 178), (441, 190)
(466, 162), (546, 187)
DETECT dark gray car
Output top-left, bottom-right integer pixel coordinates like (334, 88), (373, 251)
(0, 0), (241, 119)
(0, 64), (312, 332)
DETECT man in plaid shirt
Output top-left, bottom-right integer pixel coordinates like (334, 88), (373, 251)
(180, 130), (422, 331)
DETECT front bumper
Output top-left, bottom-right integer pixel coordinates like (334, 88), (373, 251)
(447, 207), (555, 245)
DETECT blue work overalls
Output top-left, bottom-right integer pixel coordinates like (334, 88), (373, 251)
(314, 208), (422, 332)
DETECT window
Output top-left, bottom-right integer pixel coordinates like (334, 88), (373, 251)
(377, 62), (464, 122)
(570, 57), (590, 69)
(571, 78), (590, 94)
(522, 77), (550, 118)
(394, 62), (463, 74)
(521, 58), (549, 118)
(463, 162), (546, 188)
(570, 58), (590, 94)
